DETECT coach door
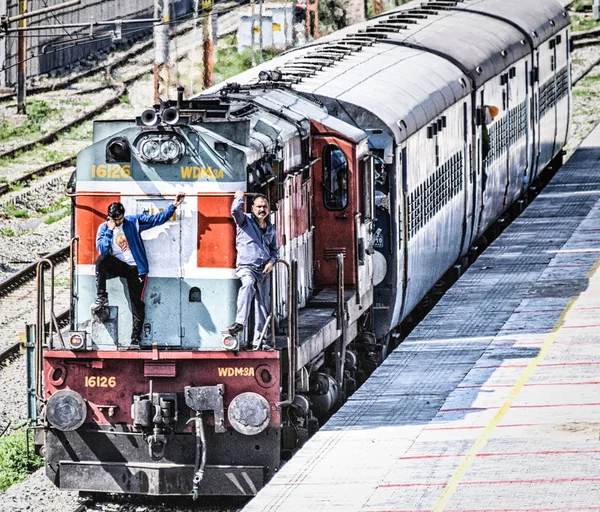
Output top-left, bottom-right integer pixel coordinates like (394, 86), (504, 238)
(136, 197), (182, 347)
(313, 136), (357, 287)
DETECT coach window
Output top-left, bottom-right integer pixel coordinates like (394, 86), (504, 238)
(323, 144), (348, 210)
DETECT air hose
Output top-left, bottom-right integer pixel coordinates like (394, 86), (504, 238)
(186, 414), (207, 500)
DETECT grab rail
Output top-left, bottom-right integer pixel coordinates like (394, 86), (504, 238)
(275, 259), (298, 407)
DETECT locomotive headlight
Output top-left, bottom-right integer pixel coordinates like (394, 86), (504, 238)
(160, 139), (182, 161)
(137, 135), (184, 163)
(227, 392), (271, 436)
(141, 139), (161, 160)
(46, 389), (87, 431)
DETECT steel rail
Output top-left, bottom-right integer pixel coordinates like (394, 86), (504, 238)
(573, 54), (600, 86)
(0, 310), (68, 366)
(572, 36), (600, 49)
(0, 245), (70, 299)
(0, 343), (20, 365)
(0, 83), (127, 161)
(0, 0), (248, 103)
(0, 157), (75, 197)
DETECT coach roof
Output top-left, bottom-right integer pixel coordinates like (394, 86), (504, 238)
(207, 0), (568, 142)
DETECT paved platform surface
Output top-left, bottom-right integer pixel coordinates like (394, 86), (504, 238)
(242, 125), (600, 510)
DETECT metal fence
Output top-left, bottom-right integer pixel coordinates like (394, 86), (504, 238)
(1, 0), (193, 87)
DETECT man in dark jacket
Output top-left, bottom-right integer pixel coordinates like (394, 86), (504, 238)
(228, 191), (278, 350)
(91, 192), (185, 347)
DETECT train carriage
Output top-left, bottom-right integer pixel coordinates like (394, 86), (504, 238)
(31, 0), (570, 498)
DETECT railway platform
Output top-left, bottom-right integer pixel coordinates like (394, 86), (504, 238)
(241, 127), (600, 510)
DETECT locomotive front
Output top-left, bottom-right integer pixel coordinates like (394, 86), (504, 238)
(41, 98), (290, 496)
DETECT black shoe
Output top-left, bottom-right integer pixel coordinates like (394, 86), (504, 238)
(227, 323), (244, 336)
(262, 344), (274, 352)
(128, 343), (140, 351)
(90, 296), (109, 312)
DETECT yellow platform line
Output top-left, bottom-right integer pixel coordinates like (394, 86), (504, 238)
(431, 258), (600, 511)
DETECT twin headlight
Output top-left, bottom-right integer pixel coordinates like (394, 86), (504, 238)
(137, 135), (185, 163)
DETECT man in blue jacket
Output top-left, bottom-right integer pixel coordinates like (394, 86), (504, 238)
(91, 192), (185, 347)
(228, 191), (278, 350)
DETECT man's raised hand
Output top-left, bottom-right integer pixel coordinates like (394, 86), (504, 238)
(173, 191), (185, 207)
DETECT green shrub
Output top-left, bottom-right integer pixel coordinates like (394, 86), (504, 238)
(45, 204), (71, 225)
(319, 0), (347, 33)
(572, 0), (592, 13)
(0, 100), (57, 142)
(0, 227), (16, 237)
(38, 199), (68, 215)
(0, 429), (43, 492)
(212, 36), (280, 83)
(571, 14), (600, 32)
(27, 100), (53, 126)
(2, 204), (29, 218)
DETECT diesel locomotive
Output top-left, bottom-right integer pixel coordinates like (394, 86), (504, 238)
(31, 0), (570, 498)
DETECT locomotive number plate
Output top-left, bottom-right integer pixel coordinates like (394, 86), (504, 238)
(218, 367), (255, 377)
(91, 164), (131, 179)
(85, 376), (117, 388)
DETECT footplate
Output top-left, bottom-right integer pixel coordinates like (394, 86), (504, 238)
(58, 461), (264, 495)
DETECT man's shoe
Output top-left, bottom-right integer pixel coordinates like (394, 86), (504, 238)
(128, 342), (140, 351)
(261, 344), (274, 352)
(90, 296), (109, 312)
(227, 323), (244, 336)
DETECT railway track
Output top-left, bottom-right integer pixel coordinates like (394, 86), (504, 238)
(0, 245), (70, 299)
(0, 245), (71, 364)
(0, 309), (69, 366)
(572, 35), (600, 48)
(0, 0), (248, 103)
(0, 4), (242, 201)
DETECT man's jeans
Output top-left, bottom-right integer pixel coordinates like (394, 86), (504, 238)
(95, 254), (147, 343)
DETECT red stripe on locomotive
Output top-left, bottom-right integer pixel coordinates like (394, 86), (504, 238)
(197, 195), (237, 268)
(75, 195), (119, 265)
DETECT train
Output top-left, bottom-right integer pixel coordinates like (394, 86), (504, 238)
(30, 0), (570, 499)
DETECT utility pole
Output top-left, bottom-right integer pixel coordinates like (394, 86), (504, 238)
(258, 0), (264, 63)
(306, 0), (319, 39)
(371, 0), (384, 16)
(1, 0), (81, 111)
(17, 0), (27, 114)
(202, 0), (213, 89)
(154, 0), (170, 104)
(250, 0), (256, 66)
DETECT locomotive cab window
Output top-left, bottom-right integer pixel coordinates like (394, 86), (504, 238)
(322, 145), (349, 210)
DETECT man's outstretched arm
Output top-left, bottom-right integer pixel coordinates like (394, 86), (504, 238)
(231, 190), (247, 227)
(138, 192), (185, 231)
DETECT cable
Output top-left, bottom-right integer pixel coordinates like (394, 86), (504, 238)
(40, 0), (77, 42)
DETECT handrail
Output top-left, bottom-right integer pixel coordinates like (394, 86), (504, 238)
(35, 259), (53, 407)
(335, 253), (348, 388)
(275, 259), (298, 407)
(355, 212), (362, 304)
(69, 236), (79, 330)
(66, 192), (257, 197)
